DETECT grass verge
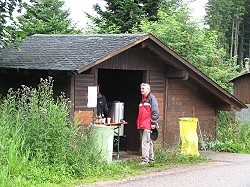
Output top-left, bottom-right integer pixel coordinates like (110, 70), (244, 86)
(66, 145), (209, 187)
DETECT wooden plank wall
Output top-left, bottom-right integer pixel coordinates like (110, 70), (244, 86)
(149, 71), (165, 144)
(195, 92), (217, 140)
(74, 74), (95, 125)
(166, 79), (195, 146)
(165, 79), (217, 146)
(97, 48), (167, 71)
(233, 76), (250, 104)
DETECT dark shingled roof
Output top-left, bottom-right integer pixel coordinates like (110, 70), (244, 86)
(0, 33), (247, 110)
(0, 34), (148, 71)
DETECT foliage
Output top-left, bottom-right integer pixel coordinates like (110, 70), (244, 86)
(134, 7), (241, 91)
(0, 0), (24, 48)
(205, 0), (250, 69)
(0, 0), (82, 48)
(85, 0), (161, 33)
(154, 144), (207, 165)
(205, 0), (234, 45)
(17, 0), (81, 37)
(205, 111), (250, 153)
(0, 77), (106, 186)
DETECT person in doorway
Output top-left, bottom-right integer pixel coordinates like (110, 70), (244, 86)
(137, 83), (159, 164)
(97, 85), (109, 118)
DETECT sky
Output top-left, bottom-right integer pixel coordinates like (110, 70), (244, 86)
(63, 0), (106, 29)
(63, 0), (208, 29)
(188, 0), (208, 20)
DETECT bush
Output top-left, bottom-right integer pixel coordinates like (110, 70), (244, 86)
(0, 77), (106, 186)
(205, 111), (250, 153)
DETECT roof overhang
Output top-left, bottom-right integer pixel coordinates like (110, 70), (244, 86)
(76, 34), (152, 74)
(78, 33), (246, 111)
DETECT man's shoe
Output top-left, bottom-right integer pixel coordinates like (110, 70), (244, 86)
(149, 160), (155, 164)
(149, 159), (155, 164)
(139, 161), (149, 165)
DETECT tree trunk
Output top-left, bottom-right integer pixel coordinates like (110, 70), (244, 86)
(238, 23), (244, 71)
(234, 17), (239, 65)
(230, 16), (234, 58)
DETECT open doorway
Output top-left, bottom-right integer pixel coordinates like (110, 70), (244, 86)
(98, 69), (144, 152)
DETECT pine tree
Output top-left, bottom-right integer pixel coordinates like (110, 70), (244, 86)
(86, 0), (161, 33)
(17, 0), (81, 36)
(205, 0), (249, 69)
(0, 0), (24, 47)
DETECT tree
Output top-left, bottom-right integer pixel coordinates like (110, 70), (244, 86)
(136, 6), (240, 91)
(0, 0), (24, 48)
(17, 0), (81, 36)
(86, 0), (161, 34)
(205, 0), (250, 70)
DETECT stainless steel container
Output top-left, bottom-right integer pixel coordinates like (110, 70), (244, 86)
(109, 101), (124, 123)
(109, 101), (125, 136)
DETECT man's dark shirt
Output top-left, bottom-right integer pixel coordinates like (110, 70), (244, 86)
(97, 93), (108, 117)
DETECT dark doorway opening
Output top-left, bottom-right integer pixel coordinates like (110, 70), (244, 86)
(98, 69), (143, 152)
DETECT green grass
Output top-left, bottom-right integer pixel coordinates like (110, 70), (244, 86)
(64, 145), (209, 187)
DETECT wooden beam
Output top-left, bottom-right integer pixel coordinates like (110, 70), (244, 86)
(69, 75), (75, 122)
(165, 70), (188, 80)
(141, 40), (178, 66)
(216, 105), (233, 111)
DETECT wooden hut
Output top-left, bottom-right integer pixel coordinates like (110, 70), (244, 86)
(230, 72), (250, 122)
(0, 34), (246, 151)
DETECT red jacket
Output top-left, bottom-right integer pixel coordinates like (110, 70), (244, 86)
(137, 93), (159, 130)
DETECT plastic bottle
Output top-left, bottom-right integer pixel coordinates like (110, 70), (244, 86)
(98, 113), (102, 124)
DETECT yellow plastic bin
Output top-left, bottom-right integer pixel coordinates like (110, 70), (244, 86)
(92, 125), (114, 163)
(179, 117), (200, 156)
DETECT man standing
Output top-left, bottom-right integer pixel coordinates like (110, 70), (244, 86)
(97, 85), (109, 118)
(137, 83), (159, 164)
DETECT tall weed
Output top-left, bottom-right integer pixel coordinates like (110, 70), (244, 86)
(206, 111), (250, 153)
(0, 77), (105, 186)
